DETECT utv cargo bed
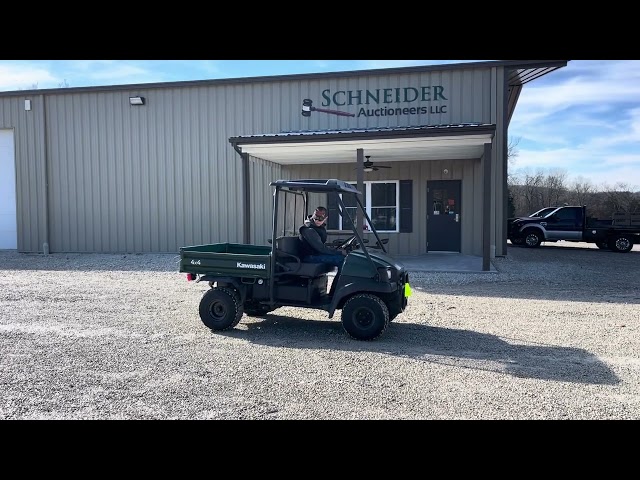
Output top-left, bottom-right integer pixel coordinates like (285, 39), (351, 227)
(179, 243), (272, 278)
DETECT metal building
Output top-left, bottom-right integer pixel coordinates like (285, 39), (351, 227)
(0, 60), (568, 268)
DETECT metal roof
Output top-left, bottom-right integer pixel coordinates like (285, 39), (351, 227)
(0, 60), (568, 97)
(230, 123), (496, 165)
(230, 123), (496, 144)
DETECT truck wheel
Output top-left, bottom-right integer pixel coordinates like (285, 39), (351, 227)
(523, 230), (542, 248)
(341, 294), (389, 341)
(596, 241), (609, 250)
(608, 234), (634, 253)
(198, 287), (243, 331)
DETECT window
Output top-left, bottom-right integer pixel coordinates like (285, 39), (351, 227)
(339, 181), (399, 233)
(553, 207), (580, 224)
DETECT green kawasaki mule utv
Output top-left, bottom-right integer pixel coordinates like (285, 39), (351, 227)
(179, 179), (411, 340)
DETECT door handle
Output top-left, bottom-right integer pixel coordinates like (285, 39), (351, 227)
(455, 214), (460, 223)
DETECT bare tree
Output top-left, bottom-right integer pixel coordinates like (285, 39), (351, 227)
(507, 136), (521, 163)
(601, 182), (640, 214)
(510, 170), (639, 218)
(506, 137), (522, 217)
(507, 136), (521, 186)
(521, 168), (546, 213)
(568, 176), (595, 206)
(541, 168), (568, 207)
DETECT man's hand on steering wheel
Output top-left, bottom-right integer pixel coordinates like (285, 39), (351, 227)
(338, 235), (360, 252)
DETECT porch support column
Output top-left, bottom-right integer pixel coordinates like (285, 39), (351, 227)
(482, 142), (492, 271)
(356, 148), (364, 230)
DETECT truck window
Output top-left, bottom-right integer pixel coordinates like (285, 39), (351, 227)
(552, 207), (581, 225)
(530, 207), (556, 218)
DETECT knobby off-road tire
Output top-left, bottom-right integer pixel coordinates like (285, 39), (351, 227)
(198, 287), (243, 331)
(341, 293), (390, 341)
(608, 234), (634, 253)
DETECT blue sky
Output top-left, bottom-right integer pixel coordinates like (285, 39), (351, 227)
(1, 60), (638, 191)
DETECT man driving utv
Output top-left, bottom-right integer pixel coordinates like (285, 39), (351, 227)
(298, 206), (346, 295)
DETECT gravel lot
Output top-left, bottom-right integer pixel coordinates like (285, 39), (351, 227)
(1, 242), (639, 420)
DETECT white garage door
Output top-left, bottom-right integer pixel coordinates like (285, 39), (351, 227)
(0, 129), (17, 249)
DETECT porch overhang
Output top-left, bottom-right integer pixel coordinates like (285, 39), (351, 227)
(229, 123), (496, 271)
(229, 123), (496, 165)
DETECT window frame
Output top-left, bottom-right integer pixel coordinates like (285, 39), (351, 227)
(339, 180), (400, 233)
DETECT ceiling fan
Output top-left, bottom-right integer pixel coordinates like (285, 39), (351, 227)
(358, 156), (392, 172)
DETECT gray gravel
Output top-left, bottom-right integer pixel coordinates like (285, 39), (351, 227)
(1, 242), (639, 420)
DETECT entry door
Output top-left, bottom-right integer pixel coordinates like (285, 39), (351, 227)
(0, 129), (17, 249)
(427, 180), (461, 252)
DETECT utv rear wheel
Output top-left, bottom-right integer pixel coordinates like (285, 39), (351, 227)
(198, 287), (243, 331)
(341, 294), (389, 341)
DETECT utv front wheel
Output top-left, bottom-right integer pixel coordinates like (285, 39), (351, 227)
(341, 294), (389, 341)
(198, 287), (243, 331)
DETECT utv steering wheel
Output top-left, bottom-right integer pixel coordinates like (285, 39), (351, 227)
(338, 235), (361, 252)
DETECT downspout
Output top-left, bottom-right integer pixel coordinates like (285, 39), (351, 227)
(231, 142), (250, 244)
(41, 94), (50, 255)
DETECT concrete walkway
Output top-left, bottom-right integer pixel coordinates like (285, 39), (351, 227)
(394, 253), (498, 273)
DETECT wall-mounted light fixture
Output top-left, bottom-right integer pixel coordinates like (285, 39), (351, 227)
(443, 168), (449, 175)
(129, 96), (145, 106)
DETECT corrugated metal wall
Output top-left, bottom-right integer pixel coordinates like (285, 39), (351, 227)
(0, 65), (500, 254)
(248, 156), (285, 245)
(0, 96), (47, 253)
(42, 87), (252, 253)
(282, 157), (483, 256)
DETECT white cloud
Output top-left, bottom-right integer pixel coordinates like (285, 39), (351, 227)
(514, 60), (640, 121)
(508, 61), (640, 191)
(0, 64), (57, 90)
(81, 64), (152, 81)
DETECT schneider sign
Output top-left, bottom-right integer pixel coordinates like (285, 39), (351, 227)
(321, 86), (448, 117)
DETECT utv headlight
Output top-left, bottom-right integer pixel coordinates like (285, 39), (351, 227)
(377, 267), (392, 281)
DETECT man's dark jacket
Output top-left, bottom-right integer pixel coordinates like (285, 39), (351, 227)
(298, 216), (340, 258)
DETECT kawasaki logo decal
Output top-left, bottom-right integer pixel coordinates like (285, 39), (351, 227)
(237, 262), (266, 270)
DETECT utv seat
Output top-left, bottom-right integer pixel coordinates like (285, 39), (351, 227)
(275, 236), (335, 277)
